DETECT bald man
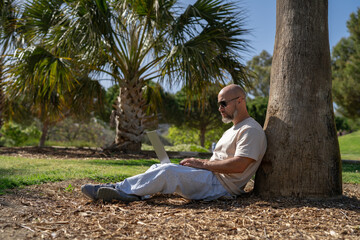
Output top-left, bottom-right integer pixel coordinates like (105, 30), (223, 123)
(81, 84), (267, 202)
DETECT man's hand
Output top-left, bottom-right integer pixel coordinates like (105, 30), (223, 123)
(179, 158), (209, 169)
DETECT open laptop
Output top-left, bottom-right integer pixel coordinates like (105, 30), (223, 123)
(146, 131), (171, 164)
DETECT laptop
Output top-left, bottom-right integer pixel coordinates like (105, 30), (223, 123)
(146, 131), (171, 164)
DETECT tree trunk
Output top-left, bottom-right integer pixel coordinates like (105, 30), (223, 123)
(200, 126), (206, 147)
(112, 81), (147, 152)
(0, 59), (4, 134)
(39, 121), (49, 147)
(254, 0), (342, 198)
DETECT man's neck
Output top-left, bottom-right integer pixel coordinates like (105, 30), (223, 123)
(233, 114), (250, 126)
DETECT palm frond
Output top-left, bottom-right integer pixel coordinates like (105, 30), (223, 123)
(160, 0), (250, 91)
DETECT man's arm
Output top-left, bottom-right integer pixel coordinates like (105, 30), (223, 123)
(179, 156), (255, 174)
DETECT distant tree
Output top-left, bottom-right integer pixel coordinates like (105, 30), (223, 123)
(246, 96), (268, 127)
(331, 8), (360, 119)
(48, 117), (114, 147)
(158, 91), (182, 126)
(246, 50), (272, 97)
(167, 126), (199, 146)
(335, 116), (351, 133)
(167, 85), (227, 148)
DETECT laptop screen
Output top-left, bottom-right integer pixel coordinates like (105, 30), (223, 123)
(146, 131), (171, 164)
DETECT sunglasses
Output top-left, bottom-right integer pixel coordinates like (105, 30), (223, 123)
(218, 96), (240, 108)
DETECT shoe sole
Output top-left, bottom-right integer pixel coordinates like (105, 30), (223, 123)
(81, 184), (116, 201)
(81, 185), (97, 201)
(97, 188), (139, 202)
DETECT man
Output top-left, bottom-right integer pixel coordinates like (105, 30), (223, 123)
(81, 84), (267, 202)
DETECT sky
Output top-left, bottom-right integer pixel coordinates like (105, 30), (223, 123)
(234, 0), (360, 61)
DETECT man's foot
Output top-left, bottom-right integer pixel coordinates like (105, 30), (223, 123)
(81, 184), (116, 201)
(97, 187), (140, 202)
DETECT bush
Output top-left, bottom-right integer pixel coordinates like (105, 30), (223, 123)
(0, 122), (41, 147)
(166, 125), (225, 150)
(335, 116), (351, 132)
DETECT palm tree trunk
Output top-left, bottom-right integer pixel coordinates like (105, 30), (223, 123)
(0, 60), (4, 133)
(112, 81), (147, 152)
(254, 0), (342, 198)
(39, 121), (49, 147)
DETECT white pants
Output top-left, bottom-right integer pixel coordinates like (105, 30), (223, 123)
(116, 164), (231, 200)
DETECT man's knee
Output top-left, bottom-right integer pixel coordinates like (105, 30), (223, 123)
(153, 164), (183, 177)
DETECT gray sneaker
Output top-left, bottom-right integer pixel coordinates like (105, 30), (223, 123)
(81, 184), (116, 201)
(97, 187), (140, 202)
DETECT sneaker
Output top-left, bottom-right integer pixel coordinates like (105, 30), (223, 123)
(97, 187), (140, 202)
(81, 184), (116, 201)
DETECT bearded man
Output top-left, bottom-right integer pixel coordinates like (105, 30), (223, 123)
(81, 84), (267, 202)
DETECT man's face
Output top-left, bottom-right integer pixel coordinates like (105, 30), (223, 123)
(218, 93), (238, 124)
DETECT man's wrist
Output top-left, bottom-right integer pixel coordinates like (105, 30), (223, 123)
(202, 160), (212, 170)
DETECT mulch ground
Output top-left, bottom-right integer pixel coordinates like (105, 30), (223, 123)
(0, 147), (359, 239)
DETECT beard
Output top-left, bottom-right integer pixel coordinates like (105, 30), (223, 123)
(222, 109), (238, 124)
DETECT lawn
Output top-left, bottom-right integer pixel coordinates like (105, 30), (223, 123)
(0, 156), (180, 194)
(0, 155), (359, 194)
(339, 130), (360, 161)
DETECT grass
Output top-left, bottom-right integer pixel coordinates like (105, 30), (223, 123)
(0, 156), (358, 194)
(45, 140), (99, 148)
(342, 163), (360, 184)
(338, 130), (360, 161)
(0, 156), (180, 194)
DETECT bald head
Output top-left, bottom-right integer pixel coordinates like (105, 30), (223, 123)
(218, 84), (249, 125)
(219, 84), (246, 99)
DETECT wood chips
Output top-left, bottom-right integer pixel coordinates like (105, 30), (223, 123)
(0, 179), (359, 239)
(0, 147), (359, 239)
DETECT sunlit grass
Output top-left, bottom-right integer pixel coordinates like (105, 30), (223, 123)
(339, 131), (360, 161)
(342, 163), (360, 184)
(0, 156), (180, 194)
(0, 156), (358, 195)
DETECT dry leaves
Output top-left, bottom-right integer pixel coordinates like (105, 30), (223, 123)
(0, 179), (359, 239)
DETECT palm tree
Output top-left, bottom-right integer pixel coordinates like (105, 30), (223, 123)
(0, 0), (20, 131)
(6, 45), (106, 146)
(21, 0), (251, 151)
(4, 0), (106, 147)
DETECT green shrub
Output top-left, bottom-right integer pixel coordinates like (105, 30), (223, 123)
(0, 122), (41, 146)
(167, 125), (224, 150)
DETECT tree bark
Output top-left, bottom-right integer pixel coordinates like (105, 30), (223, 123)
(39, 121), (49, 147)
(0, 60), (4, 134)
(112, 81), (147, 152)
(254, 0), (342, 198)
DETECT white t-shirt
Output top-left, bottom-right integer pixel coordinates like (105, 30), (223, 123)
(210, 117), (267, 195)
